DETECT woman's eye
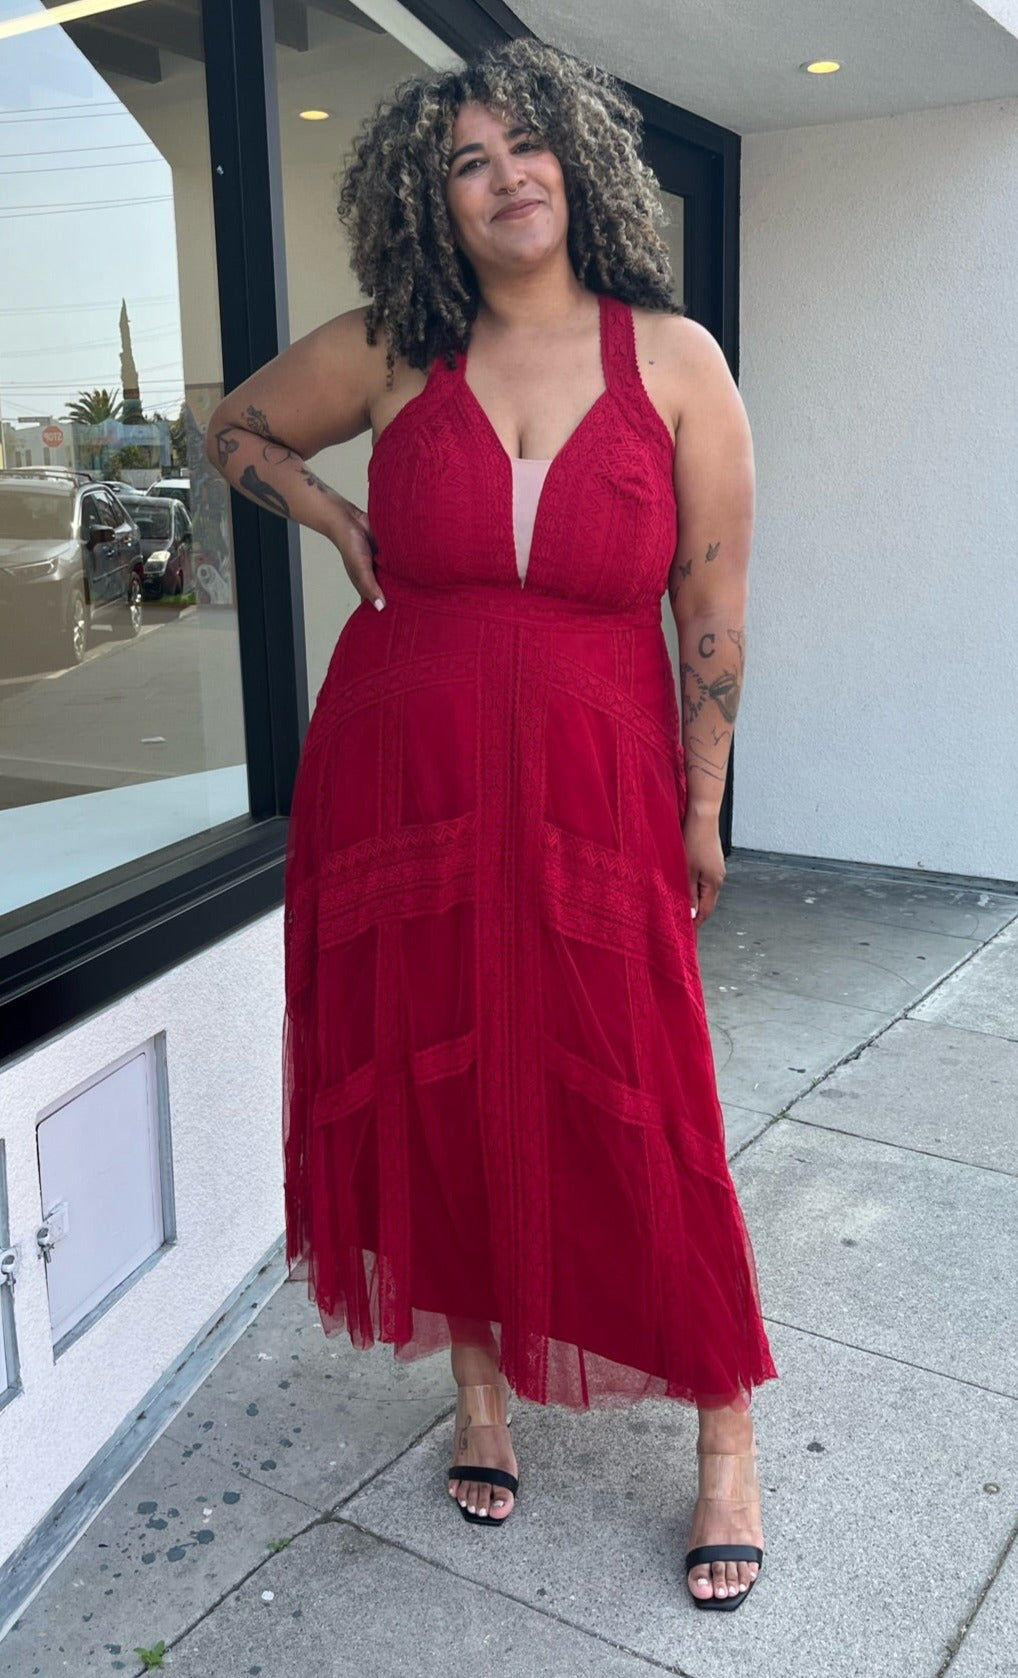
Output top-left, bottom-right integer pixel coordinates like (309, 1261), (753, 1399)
(456, 139), (542, 176)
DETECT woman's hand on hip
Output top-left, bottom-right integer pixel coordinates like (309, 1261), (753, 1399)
(334, 501), (386, 610)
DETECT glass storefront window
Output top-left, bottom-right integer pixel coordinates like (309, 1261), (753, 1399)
(0, 0), (247, 925)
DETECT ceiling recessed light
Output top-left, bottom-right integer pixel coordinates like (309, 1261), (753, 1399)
(299, 109), (331, 121)
(802, 60), (841, 75)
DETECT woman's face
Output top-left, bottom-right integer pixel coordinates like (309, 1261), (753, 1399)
(444, 101), (568, 279)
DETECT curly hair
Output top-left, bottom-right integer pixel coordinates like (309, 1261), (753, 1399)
(336, 36), (684, 376)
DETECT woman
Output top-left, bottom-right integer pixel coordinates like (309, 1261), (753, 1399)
(206, 37), (777, 1610)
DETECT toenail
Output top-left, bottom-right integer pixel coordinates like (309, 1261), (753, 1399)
(459, 1498), (466, 1507)
(468, 1504), (475, 1513)
(478, 1508), (487, 1517)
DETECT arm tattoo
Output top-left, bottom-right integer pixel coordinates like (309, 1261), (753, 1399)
(679, 602), (745, 785)
(244, 404), (272, 437)
(667, 556), (692, 607)
(214, 420), (337, 520)
(684, 733), (728, 782)
(239, 463), (291, 519)
(681, 644), (744, 729)
(707, 666), (741, 725)
(667, 540), (721, 606)
(681, 662), (709, 725)
(213, 424), (240, 471)
(262, 441), (331, 498)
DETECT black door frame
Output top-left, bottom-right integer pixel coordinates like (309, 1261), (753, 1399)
(0, 0), (740, 1065)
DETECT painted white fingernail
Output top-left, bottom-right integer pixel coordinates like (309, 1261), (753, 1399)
(374, 596), (386, 610)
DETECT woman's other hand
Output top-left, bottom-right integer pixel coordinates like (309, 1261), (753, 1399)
(683, 805), (726, 927)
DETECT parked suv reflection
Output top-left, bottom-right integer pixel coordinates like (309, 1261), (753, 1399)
(0, 469), (144, 669)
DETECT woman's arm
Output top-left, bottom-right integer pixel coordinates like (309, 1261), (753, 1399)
(664, 318), (756, 922)
(204, 307), (388, 607)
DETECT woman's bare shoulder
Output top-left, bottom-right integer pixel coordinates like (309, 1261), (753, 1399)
(631, 307), (735, 431)
(631, 307), (727, 372)
(315, 306), (442, 447)
(313, 304), (391, 385)
(209, 304), (395, 457)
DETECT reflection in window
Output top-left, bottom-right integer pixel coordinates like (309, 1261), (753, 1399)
(0, 0), (248, 925)
(271, 0), (456, 703)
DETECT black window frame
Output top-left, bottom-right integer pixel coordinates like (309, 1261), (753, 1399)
(0, 0), (740, 1065)
(0, 0), (306, 1063)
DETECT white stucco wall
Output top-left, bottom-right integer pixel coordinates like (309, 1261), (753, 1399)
(0, 912), (284, 1560)
(736, 96), (1018, 878)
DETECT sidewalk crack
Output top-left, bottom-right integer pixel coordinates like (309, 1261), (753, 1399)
(935, 1506), (1018, 1676)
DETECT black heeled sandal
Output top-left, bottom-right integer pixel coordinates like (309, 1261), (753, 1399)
(684, 1446), (765, 1610)
(448, 1381), (520, 1529)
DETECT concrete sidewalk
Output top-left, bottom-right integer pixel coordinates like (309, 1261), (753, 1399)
(4, 855), (1017, 1678)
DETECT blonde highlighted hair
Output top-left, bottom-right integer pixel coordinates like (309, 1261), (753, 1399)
(337, 35), (684, 374)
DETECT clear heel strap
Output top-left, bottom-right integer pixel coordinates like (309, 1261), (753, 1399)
(695, 1447), (760, 1503)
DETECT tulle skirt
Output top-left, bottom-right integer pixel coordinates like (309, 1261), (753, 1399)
(282, 575), (778, 1411)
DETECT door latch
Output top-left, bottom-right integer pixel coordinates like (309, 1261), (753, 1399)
(36, 1199), (70, 1265)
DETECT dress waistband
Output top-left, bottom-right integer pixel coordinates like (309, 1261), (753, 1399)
(376, 569), (662, 630)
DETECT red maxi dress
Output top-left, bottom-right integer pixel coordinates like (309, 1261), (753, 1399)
(282, 291), (778, 1412)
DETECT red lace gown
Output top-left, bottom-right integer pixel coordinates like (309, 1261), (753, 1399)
(282, 291), (778, 1411)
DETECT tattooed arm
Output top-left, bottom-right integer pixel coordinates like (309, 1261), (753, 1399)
(663, 319), (755, 920)
(204, 307), (389, 605)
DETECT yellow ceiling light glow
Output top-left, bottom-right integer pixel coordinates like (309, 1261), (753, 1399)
(0, 0), (148, 42)
(803, 60), (842, 75)
(299, 110), (331, 122)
